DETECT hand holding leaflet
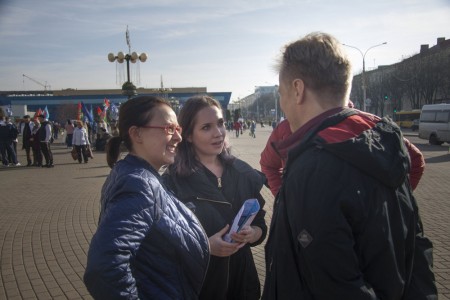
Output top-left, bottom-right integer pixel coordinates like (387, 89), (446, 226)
(224, 198), (260, 243)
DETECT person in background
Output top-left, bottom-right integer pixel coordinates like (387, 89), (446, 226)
(250, 120), (256, 138)
(0, 116), (20, 167)
(21, 115), (34, 166)
(65, 119), (74, 148)
(233, 120), (241, 138)
(72, 121), (90, 164)
(165, 96), (267, 300)
(84, 96), (209, 299)
(261, 113), (425, 197)
(94, 128), (111, 151)
(30, 119), (42, 167)
(37, 115), (53, 168)
(53, 122), (60, 140)
(262, 32), (437, 299)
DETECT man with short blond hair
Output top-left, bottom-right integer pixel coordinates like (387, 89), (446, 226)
(263, 32), (437, 299)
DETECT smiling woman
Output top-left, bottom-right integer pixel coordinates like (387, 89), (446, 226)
(83, 96), (210, 299)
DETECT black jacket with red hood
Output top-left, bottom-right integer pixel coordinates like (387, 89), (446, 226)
(262, 108), (437, 300)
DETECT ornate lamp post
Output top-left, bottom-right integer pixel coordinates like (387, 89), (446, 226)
(343, 42), (387, 111)
(108, 27), (147, 99)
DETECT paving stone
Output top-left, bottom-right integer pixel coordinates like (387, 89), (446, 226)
(0, 129), (448, 299)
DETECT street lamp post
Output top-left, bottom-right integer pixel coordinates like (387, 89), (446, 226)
(108, 27), (147, 99)
(343, 42), (387, 111)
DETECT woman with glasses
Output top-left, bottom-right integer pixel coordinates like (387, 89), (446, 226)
(164, 96), (267, 300)
(84, 96), (210, 299)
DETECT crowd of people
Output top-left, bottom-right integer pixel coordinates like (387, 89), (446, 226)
(2, 31), (439, 299)
(0, 115), (114, 168)
(0, 114), (54, 167)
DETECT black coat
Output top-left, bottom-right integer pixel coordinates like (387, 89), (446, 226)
(165, 158), (267, 300)
(22, 123), (32, 148)
(263, 109), (437, 299)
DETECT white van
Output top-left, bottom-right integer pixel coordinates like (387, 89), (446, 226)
(418, 103), (450, 145)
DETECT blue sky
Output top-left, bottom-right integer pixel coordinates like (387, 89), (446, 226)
(0, 0), (449, 102)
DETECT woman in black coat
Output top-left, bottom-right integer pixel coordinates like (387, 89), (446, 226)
(165, 96), (267, 300)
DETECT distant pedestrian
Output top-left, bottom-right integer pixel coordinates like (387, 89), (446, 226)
(30, 119), (43, 167)
(0, 116), (20, 166)
(72, 121), (90, 164)
(233, 120), (241, 137)
(37, 115), (54, 168)
(21, 115), (34, 166)
(250, 120), (256, 138)
(65, 119), (74, 147)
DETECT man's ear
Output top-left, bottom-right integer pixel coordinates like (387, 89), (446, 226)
(293, 79), (305, 104)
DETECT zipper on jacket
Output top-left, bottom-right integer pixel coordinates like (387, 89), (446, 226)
(196, 196), (232, 207)
(217, 177), (222, 188)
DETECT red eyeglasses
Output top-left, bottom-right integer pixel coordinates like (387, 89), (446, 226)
(141, 124), (182, 135)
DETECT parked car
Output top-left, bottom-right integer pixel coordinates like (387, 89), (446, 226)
(418, 103), (450, 145)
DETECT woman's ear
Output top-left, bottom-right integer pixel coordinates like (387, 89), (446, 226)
(129, 126), (142, 143)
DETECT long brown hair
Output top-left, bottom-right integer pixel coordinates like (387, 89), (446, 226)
(171, 95), (233, 176)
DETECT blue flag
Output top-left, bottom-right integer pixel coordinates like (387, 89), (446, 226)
(44, 106), (50, 119)
(89, 104), (94, 122)
(110, 103), (119, 120)
(81, 102), (93, 123)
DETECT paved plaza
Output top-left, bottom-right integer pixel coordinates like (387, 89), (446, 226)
(0, 126), (449, 299)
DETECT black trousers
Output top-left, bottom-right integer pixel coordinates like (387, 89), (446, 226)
(75, 145), (88, 163)
(23, 145), (32, 164)
(40, 142), (53, 166)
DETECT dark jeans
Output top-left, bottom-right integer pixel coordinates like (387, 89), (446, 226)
(0, 141), (18, 165)
(40, 142), (53, 166)
(66, 134), (73, 147)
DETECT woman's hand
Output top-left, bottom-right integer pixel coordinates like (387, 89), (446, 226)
(230, 225), (262, 245)
(209, 225), (243, 257)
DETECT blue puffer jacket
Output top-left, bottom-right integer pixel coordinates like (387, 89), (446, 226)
(84, 154), (210, 300)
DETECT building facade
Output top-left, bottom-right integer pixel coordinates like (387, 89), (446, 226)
(0, 87), (231, 121)
(350, 37), (450, 117)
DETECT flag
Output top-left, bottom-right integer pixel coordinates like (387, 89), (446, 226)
(89, 105), (94, 122)
(44, 106), (50, 119)
(81, 102), (93, 123)
(97, 106), (102, 116)
(34, 108), (43, 119)
(103, 98), (110, 110)
(110, 103), (119, 120)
